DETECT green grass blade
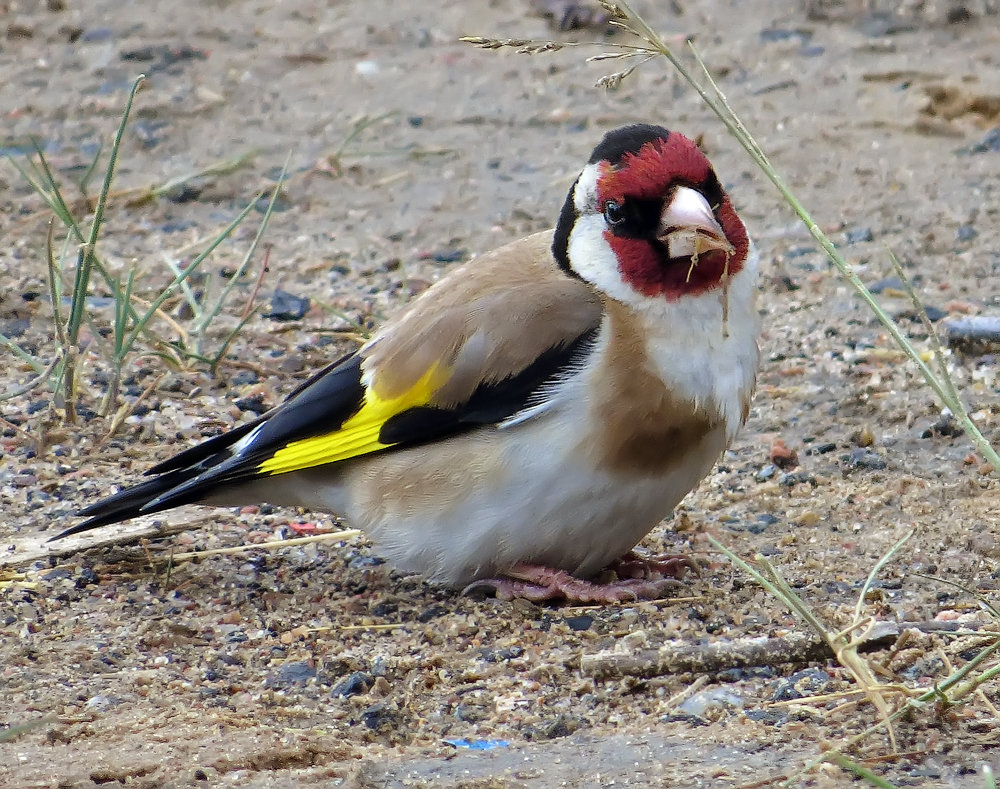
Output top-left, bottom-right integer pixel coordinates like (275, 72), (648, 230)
(114, 268), (137, 361)
(162, 255), (203, 319)
(0, 356), (59, 402)
(65, 73), (145, 349)
(0, 333), (46, 374)
(121, 188), (265, 356)
(28, 137), (86, 241)
(76, 140), (105, 200)
(195, 153), (290, 337)
(149, 151), (257, 198)
(852, 530), (913, 625)
(913, 572), (1000, 621)
(824, 753), (899, 788)
(332, 112), (395, 159)
(4, 149), (84, 241)
(45, 219), (69, 352)
(207, 307), (259, 373)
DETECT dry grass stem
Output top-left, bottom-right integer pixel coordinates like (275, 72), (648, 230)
(165, 529), (362, 563)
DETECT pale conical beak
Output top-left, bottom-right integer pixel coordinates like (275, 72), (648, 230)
(657, 186), (733, 259)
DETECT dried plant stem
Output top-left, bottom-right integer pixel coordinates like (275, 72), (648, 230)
(786, 638), (1000, 786)
(708, 535), (909, 750)
(165, 529), (362, 563)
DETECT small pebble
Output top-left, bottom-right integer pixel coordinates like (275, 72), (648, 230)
(922, 411), (963, 438)
(961, 126), (1000, 155)
(348, 554), (384, 570)
(749, 513), (780, 534)
(360, 702), (396, 731)
(844, 226), (874, 244)
(2, 318), (30, 338)
(845, 447), (887, 470)
(231, 370), (259, 386)
(857, 13), (914, 37)
(770, 668), (831, 701)
(416, 604), (448, 622)
(678, 687), (745, 716)
(332, 671), (373, 697)
(867, 276), (904, 294)
(778, 471), (816, 487)
(480, 646), (524, 662)
(769, 438), (798, 469)
(419, 249), (465, 264)
(945, 316), (1000, 351)
(85, 694), (126, 711)
(266, 661), (317, 688)
(900, 655), (944, 681)
(794, 511), (821, 526)
(564, 615), (594, 632)
(264, 289), (310, 321)
(756, 463), (777, 481)
(161, 219), (197, 233)
(854, 427), (875, 447)
(784, 246), (816, 259)
(234, 394), (268, 415)
(759, 28), (809, 43)
(744, 708), (788, 725)
(81, 27), (115, 42)
(161, 182), (204, 203)
(455, 703), (488, 723)
(522, 714), (581, 741)
(903, 304), (946, 322)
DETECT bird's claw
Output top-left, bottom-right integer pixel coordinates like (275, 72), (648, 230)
(463, 562), (686, 603)
(608, 550), (697, 580)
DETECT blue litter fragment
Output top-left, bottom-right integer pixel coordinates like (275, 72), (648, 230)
(444, 738), (510, 751)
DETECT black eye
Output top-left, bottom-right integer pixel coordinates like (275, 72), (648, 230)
(604, 200), (625, 227)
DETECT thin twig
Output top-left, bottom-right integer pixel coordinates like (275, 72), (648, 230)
(164, 529), (362, 563)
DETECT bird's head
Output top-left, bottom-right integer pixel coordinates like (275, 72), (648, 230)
(553, 124), (750, 305)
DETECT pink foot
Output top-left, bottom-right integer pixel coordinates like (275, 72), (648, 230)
(608, 549), (697, 580)
(463, 562), (686, 603)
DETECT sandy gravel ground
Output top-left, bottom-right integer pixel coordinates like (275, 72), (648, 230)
(2, 0), (1000, 786)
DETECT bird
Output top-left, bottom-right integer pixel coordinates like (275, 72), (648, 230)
(57, 123), (760, 603)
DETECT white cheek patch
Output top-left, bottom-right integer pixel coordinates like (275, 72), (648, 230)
(567, 214), (639, 306)
(567, 163), (644, 304)
(574, 163), (602, 213)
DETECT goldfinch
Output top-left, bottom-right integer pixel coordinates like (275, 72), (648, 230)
(59, 124), (759, 602)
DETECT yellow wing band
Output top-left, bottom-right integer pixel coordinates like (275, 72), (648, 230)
(257, 364), (446, 477)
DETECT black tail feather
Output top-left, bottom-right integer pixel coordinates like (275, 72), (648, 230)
(144, 419), (260, 476)
(53, 468), (204, 540)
